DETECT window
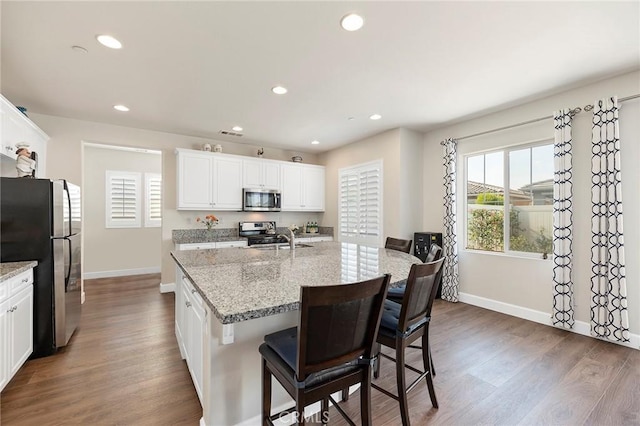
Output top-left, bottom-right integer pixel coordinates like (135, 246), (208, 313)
(106, 171), (141, 228)
(145, 173), (162, 228)
(339, 160), (383, 246)
(465, 141), (554, 255)
(106, 171), (162, 229)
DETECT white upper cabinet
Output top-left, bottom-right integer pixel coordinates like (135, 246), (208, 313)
(176, 149), (324, 212)
(176, 149), (242, 211)
(212, 156), (242, 210)
(242, 158), (280, 190)
(177, 150), (214, 210)
(281, 163), (325, 212)
(1, 106), (23, 159)
(302, 166), (325, 211)
(1, 95), (48, 177)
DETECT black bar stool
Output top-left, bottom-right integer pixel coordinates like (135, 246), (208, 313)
(386, 243), (442, 302)
(385, 237), (412, 254)
(259, 274), (391, 425)
(372, 258), (445, 426)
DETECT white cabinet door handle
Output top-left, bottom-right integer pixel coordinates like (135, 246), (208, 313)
(191, 289), (197, 294)
(186, 301), (192, 308)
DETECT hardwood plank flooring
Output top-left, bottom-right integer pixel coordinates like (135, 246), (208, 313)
(0, 274), (202, 425)
(1, 275), (638, 425)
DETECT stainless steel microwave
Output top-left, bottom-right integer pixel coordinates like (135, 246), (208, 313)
(242, 188), (281, 212)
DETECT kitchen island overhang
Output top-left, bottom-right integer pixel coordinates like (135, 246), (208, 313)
(171, 241), (421, 425)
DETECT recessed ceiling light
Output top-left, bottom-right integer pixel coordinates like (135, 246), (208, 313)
(96, 35), (122, 49)
(113, 104), (130, 112)
(369, 114), (382, 120)
(232, 126), (243, 132)
(340, 13), (364, 31)
(311, 140), (320, 145)
(71, 45), (88, 54)
(272, 86), (288, 95)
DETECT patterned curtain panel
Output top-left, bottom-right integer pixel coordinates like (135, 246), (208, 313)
(441, 138), (459, 302)
(552, 109), (575, 329)
(590, 96), (630, 343)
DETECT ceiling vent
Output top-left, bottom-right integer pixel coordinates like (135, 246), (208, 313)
(219, 130), (243, 137)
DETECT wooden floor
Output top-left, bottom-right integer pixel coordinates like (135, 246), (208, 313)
(2, 275), (638, 425)
(0, 274), (202, 425)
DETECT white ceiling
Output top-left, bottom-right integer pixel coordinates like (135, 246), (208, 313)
(2, 1), (639, 153)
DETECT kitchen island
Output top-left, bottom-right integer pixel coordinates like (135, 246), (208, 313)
(171, 241), (421, 426)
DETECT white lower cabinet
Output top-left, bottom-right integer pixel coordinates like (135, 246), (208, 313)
(175, 242), (216, 251)
(175, 268), (206, 405)
(0, 298), (9, 391)
(8, 286), (33, 377)
(209, 240), (247, 249)
(175, 240), (247, 251)
(1, 268), (34, 392)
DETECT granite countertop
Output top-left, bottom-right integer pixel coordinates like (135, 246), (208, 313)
(171, 241), (421, 325)
(0, 261), (38, 282)
(173, 228), (245, 244)
(173, 228), (334, 244)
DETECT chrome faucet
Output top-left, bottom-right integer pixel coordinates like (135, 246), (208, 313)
(277, 228), (296, 250)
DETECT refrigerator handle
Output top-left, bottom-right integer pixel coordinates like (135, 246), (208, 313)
(63, 180), (72, 237)
(64, 236), (72, 290)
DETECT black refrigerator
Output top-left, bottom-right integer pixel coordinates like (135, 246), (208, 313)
(0, 178), (82, 358)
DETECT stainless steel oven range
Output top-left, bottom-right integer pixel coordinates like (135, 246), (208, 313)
(239, 221), (289, 246)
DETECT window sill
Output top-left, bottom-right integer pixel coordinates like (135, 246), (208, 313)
(461, 248), (550, 261)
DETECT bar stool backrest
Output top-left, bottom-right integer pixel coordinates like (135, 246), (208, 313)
(296, 274), (391, 381)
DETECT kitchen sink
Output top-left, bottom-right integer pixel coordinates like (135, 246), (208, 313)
(247, 243), (313, 250)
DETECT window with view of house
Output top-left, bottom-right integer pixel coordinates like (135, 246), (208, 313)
(465, 141), (554, 255)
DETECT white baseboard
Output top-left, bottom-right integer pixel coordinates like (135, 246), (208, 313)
(458, 292), (640, 350)
(81, 291), (86, 304)
(160, 282), (175, 293)
(83, 266), (161, 280)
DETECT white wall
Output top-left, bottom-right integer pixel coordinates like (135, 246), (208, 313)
(83, 145), (162, 276)
(28, 113), (321, 290)
(423, 70), (640, 339)
(318, 127), (424, 247)
(398, 128), (424, 240)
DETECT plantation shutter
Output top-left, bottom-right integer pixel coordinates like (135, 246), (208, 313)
(339, 160), (383, 246)
(341, 243), (380, 282)
(145, 173), (162, 227)
(106, 171), (141, 228)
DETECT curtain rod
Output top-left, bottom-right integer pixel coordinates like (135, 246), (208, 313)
(445, 93), (640, 143)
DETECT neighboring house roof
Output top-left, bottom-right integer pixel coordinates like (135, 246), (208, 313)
(467, 181), (531, 202)
(519, 178), (554, 192)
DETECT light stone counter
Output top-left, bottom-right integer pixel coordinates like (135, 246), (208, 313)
(0, 261), (37, 282)
(171, 241), (421, 324)
(172, 228), (245, 244)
